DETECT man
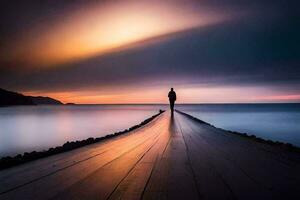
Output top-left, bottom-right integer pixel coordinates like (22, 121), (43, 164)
(168, 88), (176, 114)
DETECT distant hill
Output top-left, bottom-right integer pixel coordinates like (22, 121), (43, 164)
(29, 96), (63, 105)
(0, 88), (34, 106)
(0, 88), (63, 106)
(66, 103), (76, 105)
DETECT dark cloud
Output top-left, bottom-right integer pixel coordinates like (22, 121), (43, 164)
(0, 0), (299, 93)
(0, 0), (95, 34)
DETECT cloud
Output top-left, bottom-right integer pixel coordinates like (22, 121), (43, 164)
(0, 0), (299, 99)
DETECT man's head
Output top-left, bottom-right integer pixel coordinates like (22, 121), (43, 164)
(171, 88), (174, 91)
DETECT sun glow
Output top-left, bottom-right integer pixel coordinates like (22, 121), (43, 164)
(4, 1), (227, 67)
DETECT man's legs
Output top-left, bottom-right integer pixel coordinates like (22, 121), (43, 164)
(170, 101), (174, 113)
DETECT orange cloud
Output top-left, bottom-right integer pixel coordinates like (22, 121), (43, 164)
(4, 1), (229, 67)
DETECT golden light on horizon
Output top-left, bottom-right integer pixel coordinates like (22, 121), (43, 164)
(4, 1), (228, 67)
(23, 85), (300, 104)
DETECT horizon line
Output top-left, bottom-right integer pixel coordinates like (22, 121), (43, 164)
(61, 102), (300, 105)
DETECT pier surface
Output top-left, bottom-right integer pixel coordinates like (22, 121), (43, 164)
(0, 111), (299, 200)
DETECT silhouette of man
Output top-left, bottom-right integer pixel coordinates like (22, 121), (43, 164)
(168, 88), (176, 114)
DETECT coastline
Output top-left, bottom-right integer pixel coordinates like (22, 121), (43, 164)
(0, 110), (165, 170)
(175, 110), (300, 153)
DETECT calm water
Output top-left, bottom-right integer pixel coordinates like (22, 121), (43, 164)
(177, 104), (300, 147)
(0, 104), (299, 157)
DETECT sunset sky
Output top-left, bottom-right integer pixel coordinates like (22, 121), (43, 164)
(0, 0), (299, 104)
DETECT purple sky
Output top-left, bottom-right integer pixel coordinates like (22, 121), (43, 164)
(0, 0), (299, 103)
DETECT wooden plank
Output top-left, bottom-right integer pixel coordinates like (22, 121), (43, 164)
(142, 116), (200, 200)
(176, 112), (300, 200)
(107, 123), (171, 200)
(52, 127), (162, 199)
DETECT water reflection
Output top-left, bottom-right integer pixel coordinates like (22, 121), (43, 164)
(169, 112), (175, 133)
